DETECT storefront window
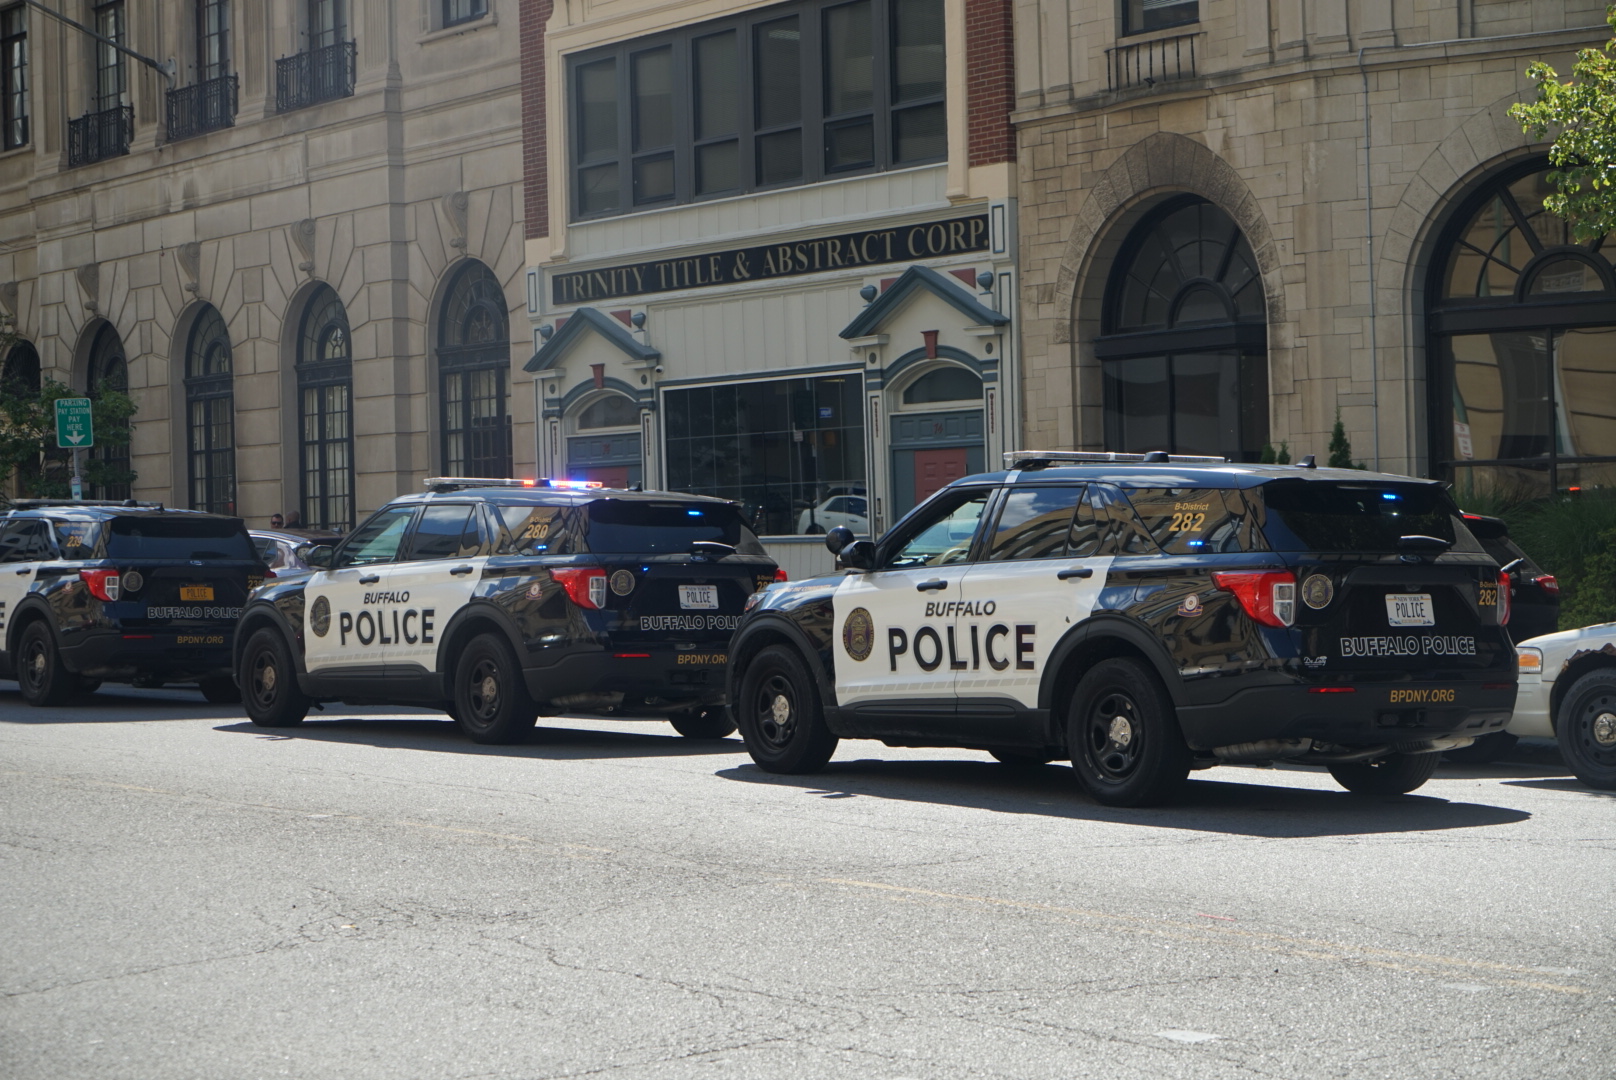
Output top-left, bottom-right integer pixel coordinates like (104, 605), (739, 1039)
(1429, 163), (1616, 499)
(663, 374), (865, 535)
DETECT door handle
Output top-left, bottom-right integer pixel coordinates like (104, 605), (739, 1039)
(15, 568), (29, 575)
(916, 579), (948, 592)
(450, 564), (475, 576)
(359, 574), (380, 584)
(1057, 566), (1094, 580)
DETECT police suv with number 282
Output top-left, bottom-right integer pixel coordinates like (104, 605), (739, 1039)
(726, 451), (1518, 805)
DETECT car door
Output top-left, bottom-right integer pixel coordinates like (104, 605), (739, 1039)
(0, 518), (53, 650)
(385, 502), (489, 677)
(954, 485), (1111, 744)
(302, 505), (418, 679)
(831, 485), (995, 733)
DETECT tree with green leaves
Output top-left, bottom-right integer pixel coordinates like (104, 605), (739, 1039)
(1327, 409), (1366, 470)
(1, 372), (137, 503)
(1510, 5), (1616, 242)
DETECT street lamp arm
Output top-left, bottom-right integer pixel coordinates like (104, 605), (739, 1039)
(23, 0), (175, 88)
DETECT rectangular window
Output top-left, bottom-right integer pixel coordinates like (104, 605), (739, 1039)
(663, 375), (866, 537)
(197, 0), (229, 80)
(1121, 487), (1263, 555)
(93, 1), (127, 112)
(1, 5), (26, 149)
(986, 486), (1088, 561)
(442, 0), (486, 29)
(570, 0), (946, 220)
(308, 0), (345, 50)
(1122, 0), (1198, 36)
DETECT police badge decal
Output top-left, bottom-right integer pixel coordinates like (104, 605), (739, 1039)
(843, 607), (874, 662)
(310, 596), (331, 637)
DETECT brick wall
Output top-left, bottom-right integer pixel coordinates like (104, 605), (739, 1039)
(965, 0), (1015, 168)
(522, 0), (554, 239)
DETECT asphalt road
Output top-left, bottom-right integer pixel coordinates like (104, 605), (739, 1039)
(2, 683), (1612, 1080)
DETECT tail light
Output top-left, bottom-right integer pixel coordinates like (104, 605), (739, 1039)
(80, 568), (121, 602)
(1533, 574), (1559, 596)
(774, 568), (789, 582)
(550, 567), (607, 610)
(1212, 570), (1297, 628)
(1498, 570), (1512, 625)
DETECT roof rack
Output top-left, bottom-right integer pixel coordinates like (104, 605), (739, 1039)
(2, 498), (166, 510)
(423, 477), (606, 493)
(1004, 450), (1228, 470)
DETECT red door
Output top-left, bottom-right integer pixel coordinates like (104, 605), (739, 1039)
(914, 447), (969, 503)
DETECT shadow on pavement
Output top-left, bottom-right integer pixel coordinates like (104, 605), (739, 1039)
(0, 682), (234, 722)
(1503, 777), (1615, 798)
(716, 758), (1532, 838)
(213, 717), (745, 759)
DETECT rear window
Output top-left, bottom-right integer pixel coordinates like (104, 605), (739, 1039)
(580, 500), (766, 555)
(1122, 488), (1265, 554)
(106, 516), (258, 561)
(1255, 481), (1483, 554)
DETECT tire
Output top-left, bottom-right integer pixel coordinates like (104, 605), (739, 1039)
(989, 749), (1057, 767)
(16, 621), (74, 706)
(241, 628), (310, 727)
(198, 677), (242, 705)
(734, 644), (837, 773)
(1328, 752), (1440, 795)
(668, 707), (737, 739)
(452, 633), (537, 744)
(1556, 668), (1616, 791)
(1066, 657), (1191, 807)
(1442, 730), (1518, 764)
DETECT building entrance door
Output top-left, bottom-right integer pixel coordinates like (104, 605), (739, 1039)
(913, 447), (969, 503)
(889, 409), (984, 518)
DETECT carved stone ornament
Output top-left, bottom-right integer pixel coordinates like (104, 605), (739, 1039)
(76, 262), (100, 313)
(443, 190), (469, 250)
(178, 241), (202, 294)
(0, 281), (17, 317)
(291, 218), (317, 274)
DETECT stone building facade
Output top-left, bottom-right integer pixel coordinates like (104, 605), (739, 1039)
(0, 1), (526, 527)
(1012, 0), (1616, 499)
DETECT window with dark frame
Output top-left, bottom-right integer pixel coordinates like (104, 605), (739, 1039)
(438, 261), (513, 479)
(92, 1), (128, 112)
(86, 322), (130, 501)
(297, 286), (356, 533)
(442, 0), (487, 29)
(185, 306), (237, 515)
(570, 0), (945, 220)
(308, 0), (345, 50)
(1121, 0), (1198, 36)
(1, 6), (26, 150)
(196, 0), (229, 80)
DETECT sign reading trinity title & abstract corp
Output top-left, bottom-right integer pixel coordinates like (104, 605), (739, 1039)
(550, 214), (990, 305)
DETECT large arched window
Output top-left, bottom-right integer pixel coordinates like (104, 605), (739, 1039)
(437, 260), (512, 477)
(297, 285), (355, 531)
(1098, 196), (1268, 461)
(1429, 162), (1616, 499)
(185, 305), (235, 513)
(85, 322), (131, 500)
(2, 340), (39, 396)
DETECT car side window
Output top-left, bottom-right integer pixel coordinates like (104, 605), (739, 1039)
(494, 504), (578, 556)
(1123, 488), (1265, 554)
(986, 486), (1087, 561)
(0, 519), (52, 562)
(1088, 484), (1156, 556)
(883, 488), (993, 569)
(51, 520), (100, 559)
(405, 504), (483, 561)
(334, 506), (417, 568)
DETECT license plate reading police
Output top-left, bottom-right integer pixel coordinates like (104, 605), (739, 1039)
(180, 585), (215, 602)
(679, 585), (718, 610)
(1386, 593), (1434, 627)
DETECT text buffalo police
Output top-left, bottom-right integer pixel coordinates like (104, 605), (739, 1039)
(339, 590), (437, 647)
(887, 600), (1035, 673)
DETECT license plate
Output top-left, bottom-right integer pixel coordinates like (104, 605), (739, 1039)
(180, 585), (215, 602)
(679, 585), (719, 610)
(1386, 593), (1434, 627)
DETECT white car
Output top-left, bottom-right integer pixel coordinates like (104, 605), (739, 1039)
(1511, 623), (1616, 790)
(797, 494), (869, 536)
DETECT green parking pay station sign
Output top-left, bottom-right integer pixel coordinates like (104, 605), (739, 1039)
(55, 397), (94, 449)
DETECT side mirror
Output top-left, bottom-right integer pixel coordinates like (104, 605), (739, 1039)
(825, 525), (855, 554)
(837, 539), (876, 571)
(298, 544), (334, 569)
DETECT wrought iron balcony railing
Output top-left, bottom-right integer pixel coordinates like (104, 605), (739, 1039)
(67, 104), (134, 167)
(1106, 32), (1198, 92)
(275, 40), (357, 113)
(167, 74), (238, 141)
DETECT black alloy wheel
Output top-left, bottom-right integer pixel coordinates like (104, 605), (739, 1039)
(1557, 668), (1616, 791)
(668, 707), (738, 739)
(17, 621), (74, 706)
(1327, 752), (1440, 795)
(735, 645), (837, 774)
(242, 628), (309, 727)
(453, 633), (538, 745)
(1067, 657), (1191, 807)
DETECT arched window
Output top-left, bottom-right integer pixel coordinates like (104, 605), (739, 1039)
(185, 305), (235, 513)
(1, 340), (39, 396)
(437, 261), (511, 477)
(85, 322), (131, 500)
(1098, 196), (1268, 461)
(575, 392), (640, 430)
(900, 365), (980, 405)
(297, 285), (354, 531)
(1429, 162), (1616, 498)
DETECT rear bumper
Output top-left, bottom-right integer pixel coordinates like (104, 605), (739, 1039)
(1176, 679), (1517, 750)
(525, 644), (729, 710)
(1505, 672), (1554, 737)
(59, 627), (236, 682)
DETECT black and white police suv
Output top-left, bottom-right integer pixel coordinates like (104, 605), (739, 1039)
(0, 500), (266, 705)
(234, 478), (784, 743)
(726, 451), (1518, 805)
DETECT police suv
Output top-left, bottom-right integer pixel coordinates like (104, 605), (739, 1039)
(234, 478), (783, 743)
(0, 500), (265, 705)
(726, 452), (1518, 805)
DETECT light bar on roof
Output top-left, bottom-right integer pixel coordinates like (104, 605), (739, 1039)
(1002, 450), (1228, 468)
(423, 477), (608, 492)
(545, 479), (605, 490)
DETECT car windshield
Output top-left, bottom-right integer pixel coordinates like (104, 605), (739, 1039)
(579, 500), (766, 555)
(106, 516), (258, 561)
(1255, 480), (1483, 554)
